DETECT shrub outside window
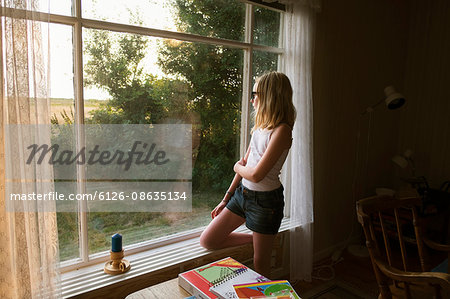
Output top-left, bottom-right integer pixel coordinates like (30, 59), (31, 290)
(2, 0), (284, 269)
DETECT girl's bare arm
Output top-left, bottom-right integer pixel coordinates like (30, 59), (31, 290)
(233, 124), (291, 183)
(211, 146), (251, 218)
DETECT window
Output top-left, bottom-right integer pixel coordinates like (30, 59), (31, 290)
(2, 0), (285, 269)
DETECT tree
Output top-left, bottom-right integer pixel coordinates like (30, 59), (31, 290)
(158, 0), (280, 190)
(84, 29), (189, 124)
(83, 0), (280, 191)
(158, 0), (245, 190)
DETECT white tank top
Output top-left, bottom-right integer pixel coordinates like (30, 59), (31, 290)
(242, 128), (289, 191)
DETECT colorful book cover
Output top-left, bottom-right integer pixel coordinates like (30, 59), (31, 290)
(233, 280), (300, 299)
(178, 257), (251, 299)
(209, 267), (267, 299)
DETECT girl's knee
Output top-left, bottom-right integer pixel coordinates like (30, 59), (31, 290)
(199, 230), (219, 250)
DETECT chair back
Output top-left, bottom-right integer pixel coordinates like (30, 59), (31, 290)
(357, 194), (450, 298)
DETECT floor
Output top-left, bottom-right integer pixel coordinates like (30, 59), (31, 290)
(291, 249), (379, 299)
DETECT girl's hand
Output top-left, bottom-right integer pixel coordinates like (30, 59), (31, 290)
(211, 201), (227, 219)
(233, 157), (246, 173)
(238, 156), (247, 166)
(211, 192), (232, 219)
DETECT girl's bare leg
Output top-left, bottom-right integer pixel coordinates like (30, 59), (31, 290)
(200, 208), (252, 250)
(252, 232), (277, 278)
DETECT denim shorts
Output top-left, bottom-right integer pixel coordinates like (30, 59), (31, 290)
(226, 183), (284, 235)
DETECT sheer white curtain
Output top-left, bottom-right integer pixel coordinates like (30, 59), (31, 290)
(280, 0), (320, 282)
(0, 0), (60, 298)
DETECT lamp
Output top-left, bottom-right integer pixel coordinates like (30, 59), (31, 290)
(358, 85), (406, 196)
(391, 148), (429, 191)
(392, 149), (415, 177)
(346, 85), (406, 258)
(363, 86), (406, 114)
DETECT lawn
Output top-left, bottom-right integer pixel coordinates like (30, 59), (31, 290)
(50, 98), (223, 262)
(50, 98), (103, 123)
(57, 188), (221, 261)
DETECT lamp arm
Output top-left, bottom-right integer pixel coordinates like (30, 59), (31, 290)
(361, 98), (384, 115)
(407, 157), (416, 177)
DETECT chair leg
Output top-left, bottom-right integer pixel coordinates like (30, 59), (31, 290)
(379, 282), (392, 299)
(433, 284), (442, 299)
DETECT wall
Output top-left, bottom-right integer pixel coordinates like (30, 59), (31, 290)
(398, 0), (450, 189)
(312, 0), (410, 255)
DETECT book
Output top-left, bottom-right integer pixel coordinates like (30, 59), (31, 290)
(208, 266), (268, 299)
(178, 257), (267, 299)
(233, 280), (301, 299)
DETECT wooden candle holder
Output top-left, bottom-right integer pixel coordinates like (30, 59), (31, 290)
(104, 249), (131, 275)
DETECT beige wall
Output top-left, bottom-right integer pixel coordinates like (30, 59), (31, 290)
(399, 0), (450, 188)
(313, 0), (450, 256)
(312, 0), (410, 254)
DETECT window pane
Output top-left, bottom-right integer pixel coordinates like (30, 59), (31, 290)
(82, 0), (245, 41)
(253, 5), (281, 47)
(49, 24), (74, 105)
(57, 211), (79, 260)
(3, 0), (72, 16)
(45, 23), (80, 262)
(83, 28), (242, 254)
(49, 0), (72, 16)
(252, 50), (279, 80)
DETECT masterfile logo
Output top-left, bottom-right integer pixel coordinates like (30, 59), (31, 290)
(5, 124), (192, 180)
(26, 141), (170, 170)
(4, 124), (192, 212)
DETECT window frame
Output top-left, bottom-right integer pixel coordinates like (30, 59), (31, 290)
(1, 0), (285, 272)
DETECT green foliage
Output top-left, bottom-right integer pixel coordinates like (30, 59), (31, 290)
(50, 124), (77, 180)
(81, 0), (280, 191)
(173, 0), (245, 40)
(252, 6), (281, 77)
(57, 212), (79, 260)
(253, 5), (281, 48)
(56, 0), (283, 261)
(84, 30), (189, 124)
(51, 107), (74, 125)
(159, 0), (246, 190)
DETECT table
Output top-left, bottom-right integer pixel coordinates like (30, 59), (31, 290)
(126, 278), (190, 299)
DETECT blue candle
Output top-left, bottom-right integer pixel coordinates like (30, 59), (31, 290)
(111, 233), (122, 252)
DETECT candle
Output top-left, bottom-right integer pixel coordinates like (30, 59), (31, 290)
(111, 233), (122, 252)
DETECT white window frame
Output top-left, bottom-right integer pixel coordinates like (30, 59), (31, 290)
(1, 0), (285, 272)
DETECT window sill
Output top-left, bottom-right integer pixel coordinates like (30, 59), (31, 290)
(61, 218), (291, 298)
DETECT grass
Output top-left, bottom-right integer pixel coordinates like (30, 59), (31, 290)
(57, 189), (221, 261)
(50, 98), (103, 123)
(50, 98), (227, 262)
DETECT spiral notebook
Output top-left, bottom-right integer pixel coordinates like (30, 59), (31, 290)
(208, 264), (268, 299)
(179, 257), (266, 299)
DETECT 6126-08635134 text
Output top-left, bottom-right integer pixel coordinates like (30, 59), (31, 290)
(9, 191), (188, 201)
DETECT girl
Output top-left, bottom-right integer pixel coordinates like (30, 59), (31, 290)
(199, 71), (296, 277)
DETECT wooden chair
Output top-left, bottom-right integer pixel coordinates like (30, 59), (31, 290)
(356, 194), (450, 298)
(420, 211), (450, 274)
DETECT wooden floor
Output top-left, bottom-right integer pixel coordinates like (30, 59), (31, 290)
(291, 249), (379, 298)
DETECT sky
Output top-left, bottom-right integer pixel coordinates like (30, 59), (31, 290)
(46, 0), (177, 100)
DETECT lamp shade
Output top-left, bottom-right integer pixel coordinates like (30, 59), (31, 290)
(392, 155), (408, 168)
(384, 86), (405, 110)
(403, 149), (413, 158)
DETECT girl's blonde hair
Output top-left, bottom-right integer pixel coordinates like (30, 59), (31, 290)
(253, 71), (296, 131)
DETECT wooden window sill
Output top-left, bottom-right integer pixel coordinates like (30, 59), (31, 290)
(62, 218), (291, 298)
